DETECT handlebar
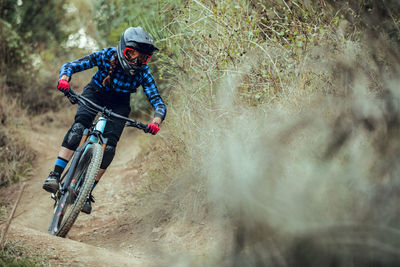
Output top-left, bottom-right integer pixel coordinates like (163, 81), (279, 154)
(65, 90), (149, 133)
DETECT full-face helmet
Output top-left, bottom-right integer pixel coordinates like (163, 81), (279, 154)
(116, 27), (159, 75)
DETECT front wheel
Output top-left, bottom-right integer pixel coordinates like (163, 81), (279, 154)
(49, 143), (103, 237)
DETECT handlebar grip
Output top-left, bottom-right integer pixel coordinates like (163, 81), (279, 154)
(143, 124), (150, 133)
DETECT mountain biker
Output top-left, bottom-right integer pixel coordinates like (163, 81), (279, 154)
(42, 27), (166, 214)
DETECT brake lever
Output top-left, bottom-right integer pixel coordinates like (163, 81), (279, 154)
(67, 94), (78, 105)
(69, 96), (78, 105)
(63, 90), (78, 105)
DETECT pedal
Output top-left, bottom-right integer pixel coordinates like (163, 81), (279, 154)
(51, 193), (56, 200)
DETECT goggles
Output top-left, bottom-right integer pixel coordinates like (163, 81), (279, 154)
(123, 47), (151, 65)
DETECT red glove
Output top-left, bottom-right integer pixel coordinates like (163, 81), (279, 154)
(147, 122), (160, 135)
(57, 79), (70, 92)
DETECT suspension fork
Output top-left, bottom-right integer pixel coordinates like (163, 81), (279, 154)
(78, 128), (89, 148)
(100, 135), (108, 152)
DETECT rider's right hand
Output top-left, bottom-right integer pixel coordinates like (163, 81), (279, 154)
(57, 79), (70, 93)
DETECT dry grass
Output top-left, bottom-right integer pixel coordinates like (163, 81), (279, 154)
(131, 0), (400, 265)
(0, 88), (36, 188)
(0, 240), (47, 267)
(138, 0), (349, 186)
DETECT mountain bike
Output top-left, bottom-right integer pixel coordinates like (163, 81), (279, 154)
(48, 90), (149, 237)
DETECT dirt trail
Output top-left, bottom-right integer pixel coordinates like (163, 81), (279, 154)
(1, 111), (221, 266)
(8, 225), (147, 266)
(3, 116), (154, 266)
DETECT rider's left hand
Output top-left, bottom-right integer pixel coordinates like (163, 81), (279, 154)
(147, 122), (160, 135)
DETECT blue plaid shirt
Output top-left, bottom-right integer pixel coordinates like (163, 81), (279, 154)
(59, 47), (166, 120)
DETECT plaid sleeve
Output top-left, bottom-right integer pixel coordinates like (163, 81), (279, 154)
(141, 68), (167, 120)
(59, 48), (107, 80)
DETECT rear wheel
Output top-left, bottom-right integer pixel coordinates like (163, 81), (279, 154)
(50, 143), (103, 237)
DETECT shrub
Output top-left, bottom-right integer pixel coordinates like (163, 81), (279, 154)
(0, 92), (35, 188)
(1, 241), (46, 267)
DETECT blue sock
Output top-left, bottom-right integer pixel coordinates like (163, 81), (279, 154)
(54, 157), (68, 175)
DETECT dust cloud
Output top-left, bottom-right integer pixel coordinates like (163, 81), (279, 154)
(195, 33), (400, 267)
(161, 2), (400, 265)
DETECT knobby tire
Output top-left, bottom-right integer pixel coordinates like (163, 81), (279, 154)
(55, 143), (103, 237)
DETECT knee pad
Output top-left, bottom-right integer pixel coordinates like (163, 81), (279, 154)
(61, 122), (86, 150)
(100, 145), (116, 169)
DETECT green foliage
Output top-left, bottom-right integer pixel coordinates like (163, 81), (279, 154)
(95, 0), (181, 44)
(1, 242), (46, 267)
(15, 0), (68, 48)
(0, 257), (36, 267)
(0, 0), (71, 113)
(0, 0), (68, 66)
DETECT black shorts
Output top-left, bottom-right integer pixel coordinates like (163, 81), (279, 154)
(74, 80), (131, 147)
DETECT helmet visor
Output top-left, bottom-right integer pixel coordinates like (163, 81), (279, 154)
(123, 47), (151, 65)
